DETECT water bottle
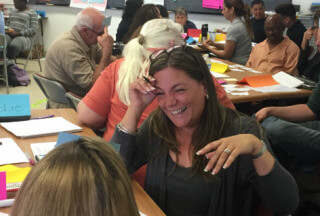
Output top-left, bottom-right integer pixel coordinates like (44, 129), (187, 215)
(201, 24), (208, 41)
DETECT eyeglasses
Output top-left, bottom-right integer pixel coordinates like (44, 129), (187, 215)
(149, 45), (186, 61)
(86, 27), (104, 36)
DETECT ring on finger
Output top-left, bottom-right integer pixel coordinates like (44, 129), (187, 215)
(223, 148), (231, 155)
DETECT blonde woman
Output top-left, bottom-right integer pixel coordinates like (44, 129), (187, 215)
(11, 136), (139, 216)
(78, 18), (234, 142)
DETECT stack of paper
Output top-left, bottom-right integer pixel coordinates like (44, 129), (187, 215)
(0, 165), (30, 184)
(0, 138), (28, 165)
(210, 63), (229, 74)
(0, 117), (82, 138)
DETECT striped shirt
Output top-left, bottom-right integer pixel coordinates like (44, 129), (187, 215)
(7, 8), (38, 50)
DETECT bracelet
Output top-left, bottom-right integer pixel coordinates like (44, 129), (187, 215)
(117, 122), (137, 136)
(252, 140), (267, 159)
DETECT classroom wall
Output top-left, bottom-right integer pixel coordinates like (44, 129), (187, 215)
(28, 0), (311, 52)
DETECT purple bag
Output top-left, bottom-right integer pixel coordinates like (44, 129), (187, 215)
(8, 65), (31, 86)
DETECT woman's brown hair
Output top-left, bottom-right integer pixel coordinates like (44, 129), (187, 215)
(224, 0), (253, 39)
(148, 46), (241, 182)
(11, 136), (139, 216)
(122, 4), (160, 44)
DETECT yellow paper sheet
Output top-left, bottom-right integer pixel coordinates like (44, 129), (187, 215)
(215, 33), (226, 42)
(0, 165), (31, 183)
(210, 63), (229, 73)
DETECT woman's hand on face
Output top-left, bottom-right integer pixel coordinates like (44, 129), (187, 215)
(196, 134), (262, 175)
(128, 76), (156, 111)
(303, 28), (313, 41)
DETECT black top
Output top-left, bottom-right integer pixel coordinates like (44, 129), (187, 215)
(298, 46), (320, 82)
(287, 19), (306, 48)
(116, 18), (133, 42)
(165, 155), (213, 216)
(251, 17), (266, 43)
(112, 115), (299, 216)
(184, 20), (197, 33)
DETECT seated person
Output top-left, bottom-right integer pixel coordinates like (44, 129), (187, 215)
(5, 0), (38, 59)
(122, 4), (161, 44)
(174, 7), (197, 33)
(250, 0), (267, 43)
(202, 0), (252, 65)
(246, 14), (299, 75)
(255, 29), (320, 170)
(116, 0), (143, 42)
(44, 7), (114, 108)
(10, 136), (140, 216)
(111, 46), (299, 215)
(77, 18), (234, 142)
(298, 10), (320, 82)
(156, 4), (169, 18)
(275, 3), (306, 48)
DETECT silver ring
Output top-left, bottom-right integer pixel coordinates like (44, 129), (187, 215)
(223, 148), (231, 155)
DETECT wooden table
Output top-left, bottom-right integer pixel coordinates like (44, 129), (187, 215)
(0, 109), (165, 216)
(212, 58), (313, 104)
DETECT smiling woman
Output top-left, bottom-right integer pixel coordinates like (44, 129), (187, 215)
(111, 46), (299, 216)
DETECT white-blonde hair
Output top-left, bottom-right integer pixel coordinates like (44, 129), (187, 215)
(117, 18), (184, 105)
(76, 7), (101, 30)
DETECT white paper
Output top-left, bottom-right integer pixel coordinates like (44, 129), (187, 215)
(272, 71), (304, 88)
(210, 59), (224, 64)
(0, 117), (82, 138)
(144, 0), (163, 4)
(31, 142), (56, 158)
(0, 138), (28, 165)
(231, 92), (250, 96)
(210, 71), (229, 78)
(0, 212), (9, 216)
(139, 211), (147, 216)
(251, 84), (301, 93)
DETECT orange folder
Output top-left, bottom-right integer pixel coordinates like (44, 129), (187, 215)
(238, 74), (279, 87)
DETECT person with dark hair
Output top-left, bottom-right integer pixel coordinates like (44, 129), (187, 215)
(250, 0), (266, 43)
(174, 7), (196, 33)
(256, 29), (320, 171)
(297, 9), (320, 81)
(156, 4), (169, 18)
(111, 45), (299, 216)
(202, 0), (253, 65)
(247, 14), (299, 75)
(116, 0), (143, 42)
(5, 0), (38, 59)
(11, 136), (140, 216)
(275, 3), (306, 48)
(122, 4), (161, 44)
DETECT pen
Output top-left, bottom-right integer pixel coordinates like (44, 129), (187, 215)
(24, 152), (35, 166)
(31, 114), (54, 120)
(143, 76), (152, 84)
(0, 199), (14, 208)
(35, 154), (46, 162)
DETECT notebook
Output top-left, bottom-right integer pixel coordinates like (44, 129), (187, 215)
(0, 117), (82, 138)
(0, 94), (31, 122)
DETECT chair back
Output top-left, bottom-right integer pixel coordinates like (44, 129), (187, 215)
(33, 73), (68, 108)
(0, 33), (9, 94)
(65, 92), (82, 110)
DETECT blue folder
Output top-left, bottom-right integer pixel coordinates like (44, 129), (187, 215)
(0, 94), (31, 122)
